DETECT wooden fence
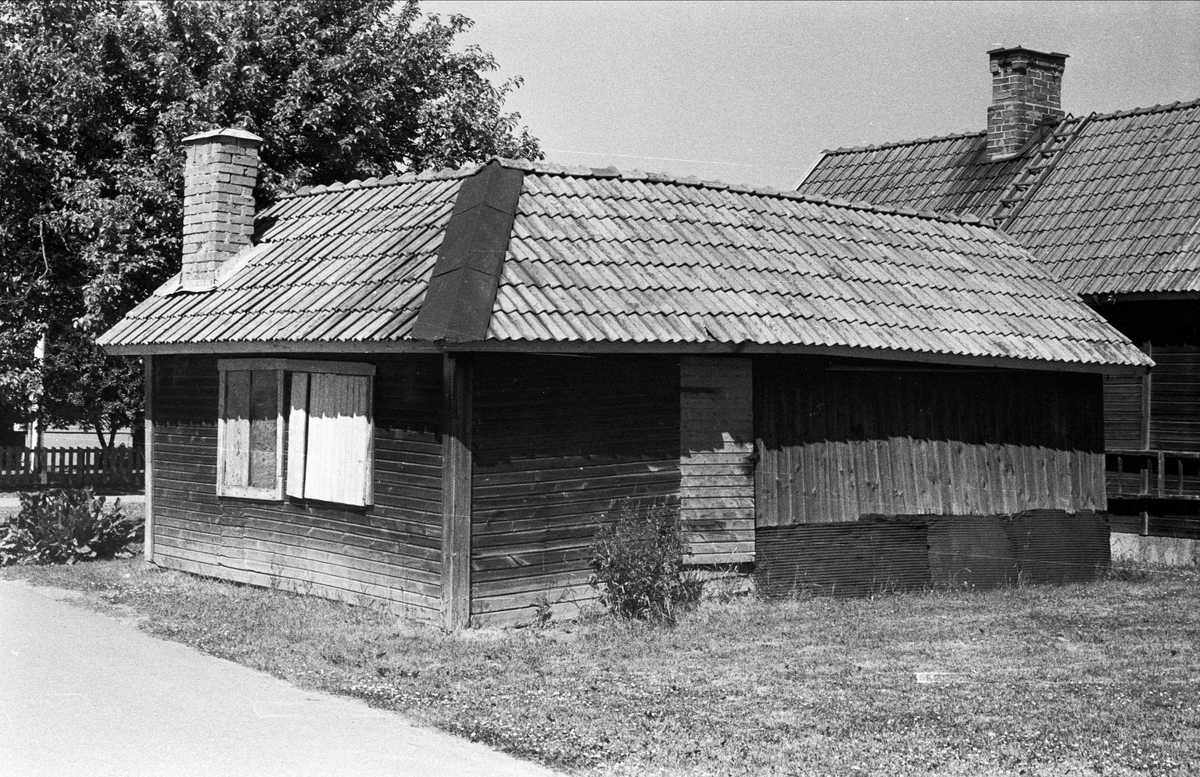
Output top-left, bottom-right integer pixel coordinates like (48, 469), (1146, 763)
(0, 446), (144, 490)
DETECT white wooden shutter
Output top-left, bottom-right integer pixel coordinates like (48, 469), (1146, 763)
(301, 372), (373, 506)
(286, 372), (310, 498)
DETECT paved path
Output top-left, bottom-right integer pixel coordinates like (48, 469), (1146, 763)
(0, 581), (559, 777)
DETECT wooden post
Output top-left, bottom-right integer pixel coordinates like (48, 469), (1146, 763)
(143, 356), (155, 564)
(441, 352), (472, 630)
(1141, 342), (1152, 450)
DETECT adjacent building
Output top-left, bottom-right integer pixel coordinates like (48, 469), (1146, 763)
(797, 47), (1200, 540)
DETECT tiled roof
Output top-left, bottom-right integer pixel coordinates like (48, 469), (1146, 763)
(100, 174), (465, 348)
(797, 100), (1200, 298)
(100, 159), (1150, 371)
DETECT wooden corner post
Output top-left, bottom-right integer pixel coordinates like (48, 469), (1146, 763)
(143, 355), (155, 564)
(441, 352), (473, 630)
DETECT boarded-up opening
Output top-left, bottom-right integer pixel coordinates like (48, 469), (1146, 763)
(680, 357), (754, 563)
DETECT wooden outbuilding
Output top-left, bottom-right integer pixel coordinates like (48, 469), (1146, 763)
(101, 129), (1149, 627)
(797, 46), (1200, 540)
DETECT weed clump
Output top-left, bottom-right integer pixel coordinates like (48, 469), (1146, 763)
(0, 488), (142, 566)
(588, 497), (699, 623)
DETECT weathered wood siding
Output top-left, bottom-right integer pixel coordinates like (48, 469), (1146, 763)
(679, 357), (754, 563)
(471, 354), (680, 627)
(151, 354), (444, 621)
(1149, 345), (1200, 453)
(1103, 369), (1144, 450)
(755, 358), (1106, 525)
(756, 511), (1109, 597)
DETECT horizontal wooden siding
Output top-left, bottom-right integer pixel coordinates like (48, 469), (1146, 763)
(679, 357), (754, 563)
(755, 358), (1106, 525)
(151, 354), (444, 621)
(471, 354), (680, 627)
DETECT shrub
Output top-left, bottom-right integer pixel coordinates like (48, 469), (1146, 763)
(0, 489), (142, 567)
(588, 498), (699, 623)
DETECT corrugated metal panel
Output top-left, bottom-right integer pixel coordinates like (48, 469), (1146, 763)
(755, 520), (932, 597)
(755, 511), (1110, 598)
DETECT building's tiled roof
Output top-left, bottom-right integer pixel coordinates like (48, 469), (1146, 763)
(100, 159), (1150, 371)
(796, 100), (1200, 298)
(100, 175), (464, 348)
(797, 129), (1035, 218)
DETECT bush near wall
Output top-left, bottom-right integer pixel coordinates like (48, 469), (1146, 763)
(589, 498), (701, 622)
(0, 489), (142, 566)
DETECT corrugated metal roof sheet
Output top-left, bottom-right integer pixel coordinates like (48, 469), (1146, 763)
(796, 100), (1200, 298)
(99, 158), (1149, 370)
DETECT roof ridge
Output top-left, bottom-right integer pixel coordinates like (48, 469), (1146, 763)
(491, 157), (986, 227)
(282, 164), (481, 200)
(816, 95), (1200, 159)
(275, 156), (986, 227)
(1085, 95), (1200, 122)
(817, 129), (987, 157)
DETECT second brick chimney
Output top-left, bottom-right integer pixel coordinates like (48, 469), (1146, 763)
(181, 128), (262, 290)
(987, 47), (1068, 161)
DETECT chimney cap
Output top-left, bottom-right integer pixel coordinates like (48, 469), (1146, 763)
(987, 46), (1069, 61)
(182, 127), (263, 146)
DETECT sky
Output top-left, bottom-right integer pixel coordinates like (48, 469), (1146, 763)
(421, 0), (1200, 190)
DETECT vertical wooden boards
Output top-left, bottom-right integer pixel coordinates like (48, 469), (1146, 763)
(221, 369), (250, 488)
(1143, 342), (1154, 450)
(1104, 369), (1145, 450)
(441, 353), (472, 631)
(143, 355), (155, 564)
(302, 373), (373, 506)
(755, 356), (1106, 526)
(679, 357), (754, 563)
(247, 370), (279, 490)
(151, 354), (445, 622)
(286, 372), (309, 498)
(471, 354), (680, 627)
(1149, 344), (1200, 453)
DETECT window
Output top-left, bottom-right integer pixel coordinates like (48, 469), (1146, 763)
(218, 359), (375, 505)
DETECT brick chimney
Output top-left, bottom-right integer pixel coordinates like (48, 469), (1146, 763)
(987, 47), (1068, 161)
(180, 128), (262, 290)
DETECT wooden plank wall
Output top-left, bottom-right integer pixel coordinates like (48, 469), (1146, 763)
(151, 354), (444, 621)
(1149, 345), (1200, 453)
(679, 357), (754, 563)
(755, 358), (1106, 526)
(471, 354), (680, 627)
(1103, 370), (1144, 450)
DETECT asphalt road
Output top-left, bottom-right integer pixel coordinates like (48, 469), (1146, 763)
(0, 580), (559, 777)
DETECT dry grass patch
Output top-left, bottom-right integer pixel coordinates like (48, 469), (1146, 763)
(3, 558), (1198, 776)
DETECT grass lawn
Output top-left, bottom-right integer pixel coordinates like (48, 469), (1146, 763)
(2, 557), (1198, 776)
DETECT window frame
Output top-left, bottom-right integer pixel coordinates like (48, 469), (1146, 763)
(216, 359), (376, 505)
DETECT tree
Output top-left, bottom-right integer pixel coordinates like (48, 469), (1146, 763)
(0, 0), (540, 448)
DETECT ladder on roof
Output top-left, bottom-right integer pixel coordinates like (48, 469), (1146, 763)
(989, 112), (1095, 231)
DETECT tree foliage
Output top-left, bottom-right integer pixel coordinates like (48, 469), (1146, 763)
(0, 0), (540, 445)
